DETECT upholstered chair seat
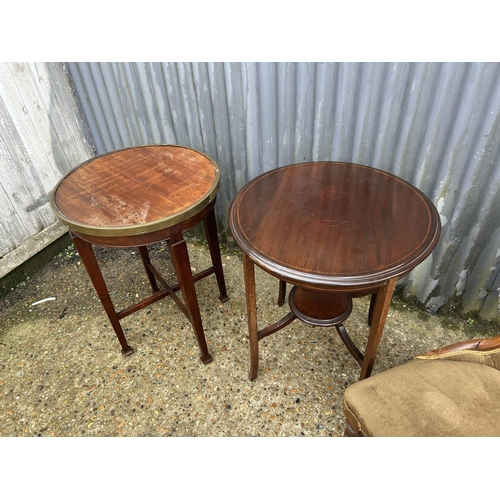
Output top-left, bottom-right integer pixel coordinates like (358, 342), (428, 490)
(343, 337), (500, 437)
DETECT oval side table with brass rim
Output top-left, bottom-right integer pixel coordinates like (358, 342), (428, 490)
(228, 161), (441, 380)
(51, 144), (229, 364)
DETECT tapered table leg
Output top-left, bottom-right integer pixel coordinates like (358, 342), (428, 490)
(203, 206), (229, 303)
(277, 280), (287, 306)
(359, 277), (397, 379)
(71, 232), (133, 356)
(242, 253), (259, 380)
(167, 226), (213, 365)
(138, 246), (159, 292)
(368, 292), (377, 326)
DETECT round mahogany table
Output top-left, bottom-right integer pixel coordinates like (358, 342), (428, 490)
(229, 161), (441, 380)
(51, 145), (229, 364)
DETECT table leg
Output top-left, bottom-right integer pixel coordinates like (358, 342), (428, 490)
(70, 233), (133, 356)
(138, 246), (159, 292)
(202, 206), (229, 303)
(367, 292), (377, 326)
(359, 277), (397, 379)
(242, 253), (259, 381)
(277, 280), (287, 306)
(167, 226), (213, 365)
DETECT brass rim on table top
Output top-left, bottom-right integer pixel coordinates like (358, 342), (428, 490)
(50, 145), (220, 238)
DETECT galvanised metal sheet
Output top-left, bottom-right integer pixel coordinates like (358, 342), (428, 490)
(65, 62), (500, 321)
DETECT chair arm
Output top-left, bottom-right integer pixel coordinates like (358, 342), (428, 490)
(416, 336), (500, 370)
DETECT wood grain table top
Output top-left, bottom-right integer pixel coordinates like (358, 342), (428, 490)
(229, 161), (441, 288)
(51, 145), (219, 237)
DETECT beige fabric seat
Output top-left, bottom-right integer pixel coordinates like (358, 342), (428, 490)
(343, 336), (500, 437)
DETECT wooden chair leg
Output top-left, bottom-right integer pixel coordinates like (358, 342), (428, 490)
(167, 225), (213, 365)
(71, 232), (133, 356)
(344, 419), (362, 437)
(202, 206), (229, 303)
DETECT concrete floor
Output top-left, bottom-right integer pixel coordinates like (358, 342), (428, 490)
(0, 230), (490, 437)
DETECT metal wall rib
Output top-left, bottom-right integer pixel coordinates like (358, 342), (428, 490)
(65, 62), (500, 321)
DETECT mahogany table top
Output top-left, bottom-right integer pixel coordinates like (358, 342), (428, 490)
(51, 145), (219, 238)
(229, 161), (441, 289)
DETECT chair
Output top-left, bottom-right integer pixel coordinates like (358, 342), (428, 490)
(343, 335), (500, 436)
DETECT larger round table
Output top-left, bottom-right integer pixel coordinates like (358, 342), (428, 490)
(229, 161), (441, 380)
(51, 145), (229, 364)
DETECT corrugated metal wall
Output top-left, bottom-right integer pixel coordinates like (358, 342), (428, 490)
(0, 62), (94, 278)
(65, 62), (500, 322)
